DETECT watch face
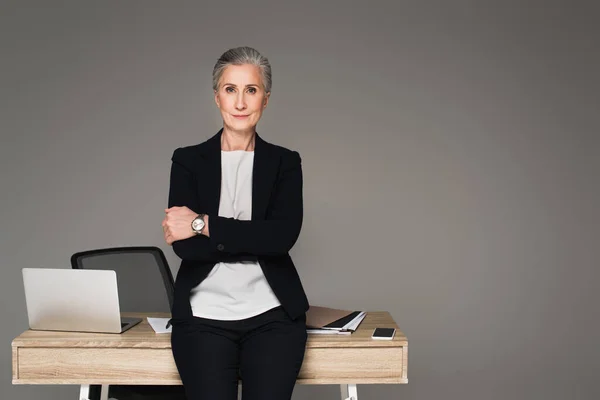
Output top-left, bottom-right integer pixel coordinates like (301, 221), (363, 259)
(192, 218), (204, 231)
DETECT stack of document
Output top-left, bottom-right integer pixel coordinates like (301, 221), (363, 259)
(147, 317), (172, 333)
(306, 305), (366, 335)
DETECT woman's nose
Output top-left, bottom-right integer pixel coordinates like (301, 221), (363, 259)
(235, 94), (246, 109)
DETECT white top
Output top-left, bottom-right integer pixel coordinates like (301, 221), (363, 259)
(189, 150), (281, 320)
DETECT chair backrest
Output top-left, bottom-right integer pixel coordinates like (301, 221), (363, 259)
(70, 246), (175, 313)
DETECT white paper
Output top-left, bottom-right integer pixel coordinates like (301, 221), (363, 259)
(313, 311), (367, 332)
(344, 311), (366, 331)
(307, 329), (352, 335)
(147, 317), (172, 334)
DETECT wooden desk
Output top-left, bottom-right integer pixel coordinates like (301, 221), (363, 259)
(12, 311), (408, 400)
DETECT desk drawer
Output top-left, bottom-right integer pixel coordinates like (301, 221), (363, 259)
(298, 347), (404, 384)
(14, 346), (406, 385)
(15, 348), (182, 385)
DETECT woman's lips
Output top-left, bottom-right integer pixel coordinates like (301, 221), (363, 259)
(233, 114), (249, 119)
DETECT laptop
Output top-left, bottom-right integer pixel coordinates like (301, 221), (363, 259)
(22, 268), (142, 334)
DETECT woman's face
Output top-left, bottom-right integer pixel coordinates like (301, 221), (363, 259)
(214, 64), (270, 133)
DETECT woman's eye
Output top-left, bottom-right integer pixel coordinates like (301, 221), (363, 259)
(225, 87), (235, 93)
(248, 88), (256, 94)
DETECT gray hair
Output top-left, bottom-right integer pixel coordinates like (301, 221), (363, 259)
(212, 46), (272, 94)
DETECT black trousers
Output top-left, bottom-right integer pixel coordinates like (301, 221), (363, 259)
(170, 305), (308, 400)
(103, 384), (186, 400)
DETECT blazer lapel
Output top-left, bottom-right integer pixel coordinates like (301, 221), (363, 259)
(199, 128), (278, 221)
(252, 132), (278, 220)
(197, 129), (223, 218)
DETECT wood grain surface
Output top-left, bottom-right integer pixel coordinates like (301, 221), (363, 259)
(12, 311), (408, 385)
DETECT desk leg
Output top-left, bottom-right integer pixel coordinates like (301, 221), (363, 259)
(79, 385), (90, 400)
(100, 384), (109, 400)
(340, 384), (358, 400)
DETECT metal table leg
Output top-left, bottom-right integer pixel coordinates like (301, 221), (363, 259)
(100, 384), (109, 400)
(340, 383), (358, 400)
(79, 385), (90, 400)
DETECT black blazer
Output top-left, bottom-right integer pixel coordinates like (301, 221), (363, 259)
(167, 128), (309, 321)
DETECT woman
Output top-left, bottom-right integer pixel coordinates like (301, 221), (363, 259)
(161, 46), (310, 400)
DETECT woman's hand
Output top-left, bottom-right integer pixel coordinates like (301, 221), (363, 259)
(162, 206), (197, 245)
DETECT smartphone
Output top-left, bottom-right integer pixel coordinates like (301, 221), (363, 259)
(372, 327), (396, 340)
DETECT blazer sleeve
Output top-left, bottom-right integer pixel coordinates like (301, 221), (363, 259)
(208, 150), (303, 256)
(168, 148), (258, 263)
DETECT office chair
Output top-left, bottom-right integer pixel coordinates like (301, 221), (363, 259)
(71, 246), (186, 400)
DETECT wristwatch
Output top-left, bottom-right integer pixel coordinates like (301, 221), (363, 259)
(191, 214), (206, 235)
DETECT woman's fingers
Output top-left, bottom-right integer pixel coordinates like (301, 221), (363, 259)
(164, 230), (173, 245)
(162, 206), (195, 244)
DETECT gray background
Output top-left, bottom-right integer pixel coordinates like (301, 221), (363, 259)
(1, 1), (599, 399)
